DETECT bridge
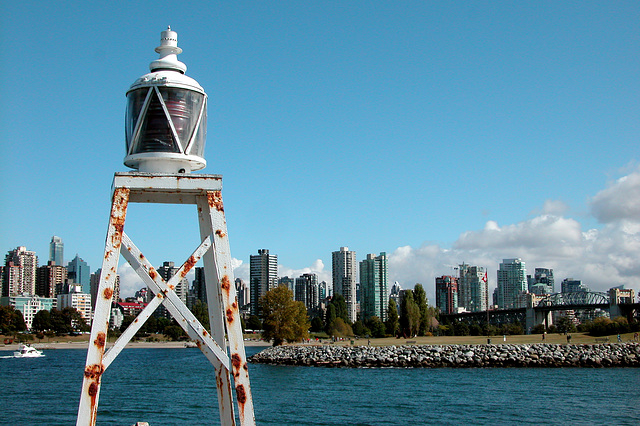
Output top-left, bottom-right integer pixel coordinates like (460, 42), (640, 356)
(440, 288), (637, 332)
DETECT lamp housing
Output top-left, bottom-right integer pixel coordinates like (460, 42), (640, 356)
(124, 27), (207, 173)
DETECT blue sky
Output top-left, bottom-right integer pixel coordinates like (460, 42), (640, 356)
(2, 1), (639, 301)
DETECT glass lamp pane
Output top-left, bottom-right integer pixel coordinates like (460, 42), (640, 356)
(159, 87), (204, 152)
(188, 98), (207, 157)
(125, 88), (149, 152)
(134, 90), (180, 153)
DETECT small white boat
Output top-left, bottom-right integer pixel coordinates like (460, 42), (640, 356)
(13, 344), (45, 358)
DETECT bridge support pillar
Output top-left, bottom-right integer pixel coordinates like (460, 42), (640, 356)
(526, 308), (552, 333)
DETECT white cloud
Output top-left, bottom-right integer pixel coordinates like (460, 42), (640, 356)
(388, 192), (640, 300)
(117, 262), (144, 298)
(531, 199), (570, 216)
(590, 165), (640, 224)
(278, 259), (331, 285)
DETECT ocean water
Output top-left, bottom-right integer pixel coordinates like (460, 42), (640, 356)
(1, 346), (639, 425)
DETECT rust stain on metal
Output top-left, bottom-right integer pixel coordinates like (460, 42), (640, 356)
(221, 275), (231, 293)
(236, 384), (247, 405)
(168, 284), (175, 290)
(109, 188), (129, 249)
(207, 191), (224, 212)
(226, 308), (234, 324)
(232, 301), (238, 310)
(149, 268), (157, 280)
(181, 255), (197, 277)
(231, 353), (242, 371)
(103, 288), (113, 300)
(215, 229), (226, 238)
(231, 353), (242, 378)
(134, 318), (139, 323)
(243, 362), (249, 372)
(156, 292), (164, 299)
(139, 253), (144, 260)
(94, 332), (106, 349)
(202, 329), (209, 337)
(84, 364), (104, 380)
(88, 381), (99, 397)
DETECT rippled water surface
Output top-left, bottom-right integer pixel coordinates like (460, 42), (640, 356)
(1, 346), (639, 425)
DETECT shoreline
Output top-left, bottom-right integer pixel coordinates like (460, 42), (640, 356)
(0, 339), (271, 352)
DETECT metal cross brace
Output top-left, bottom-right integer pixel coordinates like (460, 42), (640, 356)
(102, 232), (229, 371)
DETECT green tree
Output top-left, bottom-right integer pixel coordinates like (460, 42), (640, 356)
(190, 299), (210, 332)
(31, 310), (52, 332)
(324, 303), (337, 334)
(399, 290), (420, 337)
(365, 316), (385, 338)
(385, 299), (399, 336)
(413, 284), (429, 335)
(556, 316), (577, 334)
(310, 316), (324, 333)
(246, 315), (262, 331)
(0, 306), (27, 334)
(164, 325), (186, 341)
(531, 324), (546, 334)
(260, 286), (310, 346)
(453, 321), (470, 336)
(352, 320), (370, 337)
(50, 308), (72, 334)
(330, 294), (350, 324)
(330, 318), (353, 337)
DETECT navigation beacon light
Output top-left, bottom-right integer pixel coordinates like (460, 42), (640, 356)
(124, 27), (207, 173)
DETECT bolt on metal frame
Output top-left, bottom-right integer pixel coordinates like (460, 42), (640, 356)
(77, 172), (255, 425)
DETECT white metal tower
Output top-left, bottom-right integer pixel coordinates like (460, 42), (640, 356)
(76, 27), (255, 425)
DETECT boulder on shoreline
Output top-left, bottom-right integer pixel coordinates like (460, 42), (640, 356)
(248, 343), (640, 368)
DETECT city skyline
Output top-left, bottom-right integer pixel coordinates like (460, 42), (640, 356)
(1, 3), (639, 303)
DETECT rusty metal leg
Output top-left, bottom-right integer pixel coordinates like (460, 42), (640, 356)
(77, 187), (130, 426)
(197, 194), (236, 425)
(198, 191), (255, 426)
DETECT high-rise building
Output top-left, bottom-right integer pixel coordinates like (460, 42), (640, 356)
(561, 278), (589, 293)
(359, 252), (388, 322)
(235, 278), (250, 314)
(318, 281), (328, 301)
(90, 269), (120, 309)
(57, 285), (92, 323)
(49, 235), (64, 266)
(36, 261), (68, 298)
(278, 276), (295, 293)
(294, 273), (319, 314)
(435, 275), (458, 314)
(3, 246), (38, 296)
(389, 281), (402, 309)
(458, 263), (488, 312)
(191, 267), (207, 305)
(528, 268), (554, 295)
(157, 261), (189, 304)
(67, 255), (91, 294)
(496, 258), (527, 309)
(332, 247), (357, 323)
(249, 249), (278, 316)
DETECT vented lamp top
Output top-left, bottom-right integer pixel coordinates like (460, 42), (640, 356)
(124, 27), (207, 173)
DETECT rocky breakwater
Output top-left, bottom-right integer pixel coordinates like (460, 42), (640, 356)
(249, 343), (640, 368)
